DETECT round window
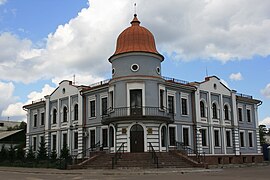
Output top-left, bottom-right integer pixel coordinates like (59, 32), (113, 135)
(112, 68), (115, 75)
(131, 64), (139, 72)
(213, 83), (217, 90)
(156, 67), (161, 74)
(62, 88), (66, 94)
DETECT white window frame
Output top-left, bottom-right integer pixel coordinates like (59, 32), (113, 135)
(73, 130), (79, 150)
(109, 85), (114, 110)
(180, 93), (189, 116)
(248, 131), (254, 148)
(237, 105), (243, 122)
(89, 127), (96, 148)
(88, 95), (96, 119)
(61, 131), (68, 148)
(239, 130), (246, 148)
(159, 85), (166, 110)
(33, 113), (38, 128)
(182, 125), (190, 146)
(100, 126), (109, 149)
(100, 92), (108, 116)
(40, 110), (45, 126)
(127, 82), (145, 115)
(225, 129), (232, 148)
(51, 132), (57, 152)
(61, 105), (69, 123)
(167, 90), (176, 114)
(212, 101), (220, 120)
(168, 124), (178, 147)
(200, 127), (208, 147)
(223, 103), (231, 121)
(246, 105), (252, 123)
(213, 128), (221, 147)
(32, 136), (37, 152)
(200, 99), (208, 118)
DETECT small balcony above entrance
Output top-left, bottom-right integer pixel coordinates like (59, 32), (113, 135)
(101, 106), (174, 124)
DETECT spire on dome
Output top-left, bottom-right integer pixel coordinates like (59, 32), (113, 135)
(131, 14), (140, 26)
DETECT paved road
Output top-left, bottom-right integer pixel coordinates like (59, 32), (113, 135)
(0, 165), (269, 180)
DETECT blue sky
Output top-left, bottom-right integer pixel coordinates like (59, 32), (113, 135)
(0, 0), (269, 127)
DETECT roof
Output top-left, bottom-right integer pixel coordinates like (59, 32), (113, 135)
(0, 120), (21, 131)
(0, 129), (23, 140)
(109, 14), (164, 61)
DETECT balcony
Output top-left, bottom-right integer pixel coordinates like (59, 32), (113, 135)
(101, 106), (174, 124)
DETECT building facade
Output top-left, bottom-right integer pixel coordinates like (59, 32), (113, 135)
(23, 15), (262, 164)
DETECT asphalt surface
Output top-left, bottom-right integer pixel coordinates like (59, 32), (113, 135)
(0, 165), (269, 180)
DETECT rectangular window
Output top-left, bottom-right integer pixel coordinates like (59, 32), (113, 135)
(90, 130), (95, 148)
(214, 129), (220, 147)
(168, 96), (174, 114)
(240, 131), (245, 147)
(160, 89), (164, 109)
(169, 127), (176, 146)
(40, 136), (44, 144)
(90, 100), (96, 118)
(41, 112), (45, 126)
(33, 137), (37, 151)
(74, 132), (78, 149)
(102, 129), (108, 147)
(34, 114), (37, 127)
(247, 109), (251, 122)
(226, 130), (231, 147)
(110, 91), (114, 109)
(63, 133), (67, 147)
(183, 127), (189, 146)
(101, 97), (108, 115)
(52, 134), (57, 151)
(181, 98), (188, 115)
(200, 129), (207, 146)
(248, 132), (253, 147)
(238, 108), (243, 121)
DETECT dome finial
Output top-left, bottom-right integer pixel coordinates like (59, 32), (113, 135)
(131, 3), (140, 26)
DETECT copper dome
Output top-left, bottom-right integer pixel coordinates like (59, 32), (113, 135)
(109, 14), (163, 61)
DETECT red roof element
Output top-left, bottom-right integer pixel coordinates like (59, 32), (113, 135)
(110, 14), (163, 59)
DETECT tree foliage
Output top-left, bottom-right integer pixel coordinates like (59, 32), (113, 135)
(259, 124), (267, 145)
(0, 145), (7, 162)
(26, 146), (36, 161)
(37, 138), (47, 160)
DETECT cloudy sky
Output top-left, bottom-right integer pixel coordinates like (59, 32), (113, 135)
(0, 0), (270, 126)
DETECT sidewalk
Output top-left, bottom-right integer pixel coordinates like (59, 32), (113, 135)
(0, 166), (221, 176)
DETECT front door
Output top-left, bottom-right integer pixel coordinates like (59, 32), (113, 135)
(130, 124), (144, 152)
(130, 89), (142, 116)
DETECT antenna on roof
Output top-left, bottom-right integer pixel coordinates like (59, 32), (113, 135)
(73, 74), (76, 85)
(134, 2), (137, 15)
(206, 66), (209, 77)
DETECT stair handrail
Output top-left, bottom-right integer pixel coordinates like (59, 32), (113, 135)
(112, 142), (125, 169)
(175, 141), (205, 163)
(72, 141), (101, 165)
(148, 142), (158, 168)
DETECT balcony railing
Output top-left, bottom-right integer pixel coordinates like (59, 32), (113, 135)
(236, 93), (253, 99)
(102, 106), (174, 122)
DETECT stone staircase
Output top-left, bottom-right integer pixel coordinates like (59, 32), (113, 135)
(69, 151), (203, 169)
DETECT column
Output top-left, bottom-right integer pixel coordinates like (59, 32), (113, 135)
(45, 95), (50, 153)
(231, 90), (240, 155)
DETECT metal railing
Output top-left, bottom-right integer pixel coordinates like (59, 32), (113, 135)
(162, 76), (189, 85)
(112, 142), (125, 169)
(102, 106), (174, 120)
(148, 142), (158, 168)
(72, 141), (101, 165)
(236, 93), (253, 99)
(89, 79), (111, 88)
(175, 141), (205, 163)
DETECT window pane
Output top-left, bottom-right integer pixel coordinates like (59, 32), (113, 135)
(169, 127), (176, 146)
(74, 132), (78, 149)
(160, 90), (164, 109)
(168, 96), (174, 114)
(183, 128), (189, 146)
(102, 97), (108, 115)
(240, 132), (245, 147)
(214, 130), (219, 147)
(200, 101), (205, 118)
(102, 129), (108, 147)
(226, 131), (231, 147)
(238, 108), (242, 121)
(90, 100), (95, 117)
(201, 129), (207, 146)
(181, 98), (188, 115)
(248, 132), (253, 147)
(247, 109), (251, 122)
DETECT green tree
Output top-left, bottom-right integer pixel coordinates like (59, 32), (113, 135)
(50, 149), (57, 162)
(26, 146), (36, 162)
(259, 124), (267, 145)
(0, 145), (7, 162)
(37, 138), (47, 160)
(16, 145), (25, 161)
(60, 143), (71, 160)
(8, 145), (16, 162)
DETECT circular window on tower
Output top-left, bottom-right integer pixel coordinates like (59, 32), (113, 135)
(131, 64), (139, 72)
(156, 67), (161, 75)
(112, 68), (115, 75)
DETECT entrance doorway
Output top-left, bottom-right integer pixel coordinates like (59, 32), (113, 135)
(130, 124), (144, 152)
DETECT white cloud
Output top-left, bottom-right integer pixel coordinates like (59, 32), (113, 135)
(26, 84), (55, 104)
(261, 83), (270, 98)
(0, 0), (270, 84)
(229, 72), (243, 81)
(1, 102), (25, 117)
(260, 117), (270, 126)
(0, 0), (7, 5)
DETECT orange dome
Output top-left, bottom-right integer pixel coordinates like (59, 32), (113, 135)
(109, 14), (163, 61)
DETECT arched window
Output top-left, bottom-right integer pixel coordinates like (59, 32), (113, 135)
(74, 104), (78, 121)
(212, 103), (217, 119)
(63, 106), (68, 122)
(53, 109), (57, 124)
(224, 104), (229, 120)
(200, 101), (206, 118)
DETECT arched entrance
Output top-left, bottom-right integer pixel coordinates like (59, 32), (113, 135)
(130, 124), (144, 152)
